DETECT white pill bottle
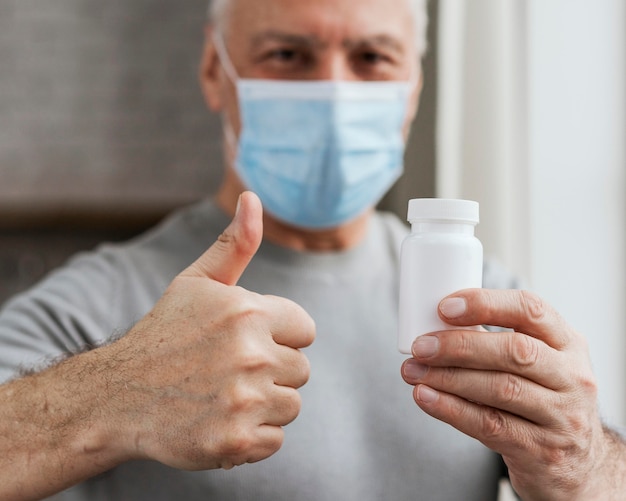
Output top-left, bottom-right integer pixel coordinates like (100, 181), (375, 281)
(398, 199), (483, 354)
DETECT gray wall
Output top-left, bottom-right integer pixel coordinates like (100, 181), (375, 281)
(0, 0), (222, 221)
(0, 0), (437, 304)
(380, 0), (437, 216)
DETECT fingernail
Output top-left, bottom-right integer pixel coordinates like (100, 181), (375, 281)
(235, 194), (242, 216)
(403, 360), (429, 380)
(439, 297), (467, 319)
(413, 336), (439, 358)
(417, 385), (439, 403)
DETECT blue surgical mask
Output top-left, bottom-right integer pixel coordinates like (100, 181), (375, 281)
(214, 34), (414, 229)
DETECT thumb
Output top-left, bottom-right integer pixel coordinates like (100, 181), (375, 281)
(181, 191), (263, 285)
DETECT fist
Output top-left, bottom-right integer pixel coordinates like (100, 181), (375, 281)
(104, 192), (316, 470)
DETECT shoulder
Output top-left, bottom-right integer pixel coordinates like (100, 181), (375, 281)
(0, 200), (229, 379)
(42, 199), (227, 303)
(372, 210), (409, 257)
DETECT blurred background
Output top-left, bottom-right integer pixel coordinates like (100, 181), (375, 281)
(0, 0), (624, 432)
(0, 0), (223, 301)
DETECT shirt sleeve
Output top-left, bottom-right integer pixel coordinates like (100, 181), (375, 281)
(0, 247), (142, 383)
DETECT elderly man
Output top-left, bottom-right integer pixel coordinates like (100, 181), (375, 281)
(1, 0), (625, 499)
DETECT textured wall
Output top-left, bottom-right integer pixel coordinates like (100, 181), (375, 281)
(0, 0), (222, 219)
(380, 0), (437, 217)
(0, 0), (223, 304)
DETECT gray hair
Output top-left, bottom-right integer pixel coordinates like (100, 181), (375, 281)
(206, 0), (429, 57)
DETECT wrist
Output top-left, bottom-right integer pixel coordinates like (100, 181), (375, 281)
(574, 426), (626, 501)
(72, 340), (143, 465)
(41, 346), (136, 468)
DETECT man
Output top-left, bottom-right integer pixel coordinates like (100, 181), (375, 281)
(0, 0), (624, 499)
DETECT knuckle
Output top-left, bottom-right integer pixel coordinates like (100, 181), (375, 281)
(217, 228), (232, 246)
(520, 290), (547, 323)
(218, 426), (256, 459)
(439, 367), (459, 388)
(538, 435), (587, 489)
(452, 330), (475, 360)
(572, 369), (598, 403)
(543, 444), (568, 465)
(497, 373), (524, 405)
(510, 333), (540, 368)
(226, 382), (264, 414)
(233, 337), (271, 372)
(226, 428), (284, 467)
(565, 408), (592, 437)
(580, 372), (598, 397)
(481, 407), (508, 440)
(231, 293), (265, 323)
(481, 291), (499, 318)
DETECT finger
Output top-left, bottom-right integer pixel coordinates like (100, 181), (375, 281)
(262, 295), (316, 349)
(438, 289), (574, 349)
(411, 384), (539, 456)
(181, 191), (263, 285)
(219, 424), (285, 468)
(262, 385), (303, 427)
(402, 360), (563, 426)
(271, 344), (311, 389)
(409, 329), (571, 390)
(246, 425), (285, 465)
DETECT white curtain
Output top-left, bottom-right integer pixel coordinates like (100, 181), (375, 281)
(437, 0), (626, 426)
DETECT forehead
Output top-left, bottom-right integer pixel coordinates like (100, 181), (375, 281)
(223, 0), (415, 46)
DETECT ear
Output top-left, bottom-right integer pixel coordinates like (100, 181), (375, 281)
(199, 25), (224, 112)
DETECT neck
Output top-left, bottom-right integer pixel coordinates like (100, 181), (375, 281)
(214, 173), (371, 252)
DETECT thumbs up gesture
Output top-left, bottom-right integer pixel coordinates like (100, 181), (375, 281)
(104, 192), (316, 470)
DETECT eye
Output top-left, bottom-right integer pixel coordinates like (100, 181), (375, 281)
(352, 48), (399, 79)
(269, 48), (298, 62)
(360, 50), (386, 64)
(262, 46), (313, 68)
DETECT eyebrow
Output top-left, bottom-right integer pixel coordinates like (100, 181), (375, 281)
(250, 30), (406, 55)
(343, 35), (406, 55)
(250, 31), (324, 49)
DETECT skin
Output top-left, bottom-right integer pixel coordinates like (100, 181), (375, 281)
(0, 0), (624, 500)
(199, 0), (422, 251)
(0, 192), (315, 500)
(401, 290), (626, 500)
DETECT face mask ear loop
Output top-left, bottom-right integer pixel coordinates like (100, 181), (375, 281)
(212, 31), (240, 84)
(407, 59), (422, 91)
(222, 113), (239, 171)
(211, 31), (242, 170)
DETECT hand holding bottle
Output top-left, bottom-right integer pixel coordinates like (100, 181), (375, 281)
(401, 288), (625, 500)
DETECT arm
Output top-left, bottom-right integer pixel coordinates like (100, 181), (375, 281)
(0, 346), (133, 500)
(401, 288), (626, 500)
(0, 192), (315, 501)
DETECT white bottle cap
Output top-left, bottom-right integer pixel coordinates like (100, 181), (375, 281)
(407, 198), (479, 224)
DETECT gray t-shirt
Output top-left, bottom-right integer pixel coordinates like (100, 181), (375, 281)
(0, 200), (519, 501)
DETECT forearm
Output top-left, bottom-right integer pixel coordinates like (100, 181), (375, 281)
(0, 347), (130, 501)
